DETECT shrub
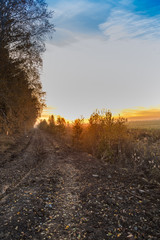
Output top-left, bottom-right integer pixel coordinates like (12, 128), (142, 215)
(72, 118), (84, 149)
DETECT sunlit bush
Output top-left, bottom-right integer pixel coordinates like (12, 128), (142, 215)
(81, 110), (129, 162)
(48, 115), (56, 134)
(72, 118), (84, 149)
(56, 116), (66, 137)
(38, 111), (160, 182)
(38, 115), (66, 139)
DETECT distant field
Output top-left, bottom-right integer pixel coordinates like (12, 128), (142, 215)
(127, 120), (160, 129)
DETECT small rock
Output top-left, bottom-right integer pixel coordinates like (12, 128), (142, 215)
(118, 196), (123, 200)
(139, 189), (145, 193)
(127, 233), (134, 238)
(45, 204), (52, 208)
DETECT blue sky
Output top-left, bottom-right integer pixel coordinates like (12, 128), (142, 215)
(41, 0), (160, 120)
(46, 0), (160, 40)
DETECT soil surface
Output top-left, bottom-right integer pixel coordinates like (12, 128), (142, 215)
(0, 129), (160, 240)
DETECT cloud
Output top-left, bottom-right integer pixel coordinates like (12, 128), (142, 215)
(48, 0), (160, 46)
(99, 7), (160, 41)
(48, 28), (79, 47)
(48, 0), (112, 46)
(53, 0), (94, 20)
(42, 0), (160, 120)
(52, 0), (111, 25)
(120, 0), (133, 6)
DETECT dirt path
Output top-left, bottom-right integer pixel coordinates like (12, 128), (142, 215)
(0, 130), (160, 239)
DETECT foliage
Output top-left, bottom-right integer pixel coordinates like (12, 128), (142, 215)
(56, 116), (66, 137)
(38, 115), (66, 139)
(48, 115), (55, 134)
(0, 0), (54, 134)
(38, 111), (160, 182)
(0, 0), (54, 70)
(82, 110), (128, 162)
(72, 118), (84, 148)
(0, 60), (44, 134)
(38, 119), (48, 131)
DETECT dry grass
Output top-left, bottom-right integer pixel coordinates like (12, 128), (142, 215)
(0, 135), (15, 153)
(127, 120), (160, 129)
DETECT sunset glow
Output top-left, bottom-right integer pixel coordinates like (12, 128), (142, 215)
(119, 107), (160, 121)
(40, 106), (160, 124)
(41, 0), (160, 121)
(1, 2), (160, 238)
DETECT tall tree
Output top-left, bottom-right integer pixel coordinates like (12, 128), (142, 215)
(0, 0), (54, 67)
(0, 0), (54, 134)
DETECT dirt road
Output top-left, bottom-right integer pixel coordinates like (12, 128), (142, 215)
(0, 129), (160, 239)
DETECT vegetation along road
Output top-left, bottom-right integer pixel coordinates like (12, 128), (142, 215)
(0, 129), (160, 240)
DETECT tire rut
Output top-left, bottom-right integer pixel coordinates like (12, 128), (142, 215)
(1, 130), (160, 240)
(0, 130), (85, 240)
(0, 129), (47, 200)
(46, 158), (84, 239)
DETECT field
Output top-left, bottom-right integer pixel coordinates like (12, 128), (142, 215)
(127, 120), (160, 129)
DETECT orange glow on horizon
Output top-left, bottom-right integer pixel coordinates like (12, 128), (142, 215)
(38, 106), (160, 124)
(118, 106), (160, 121)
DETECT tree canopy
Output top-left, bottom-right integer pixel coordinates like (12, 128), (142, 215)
(0, 0), (54, 134)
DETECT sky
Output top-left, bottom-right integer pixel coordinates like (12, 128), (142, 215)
(41, 0), (160, 121)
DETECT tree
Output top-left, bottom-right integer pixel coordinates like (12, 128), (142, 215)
(56, 116), (66, 137)
(83, 110), (128, 161)
(72, 118), (84, 148)
(0, 60), (44, 134)
(38, 119), (48, 131)
(0, 0), (54, 134)
(0, 0), (54, 69)
(48, 115), (55, 134)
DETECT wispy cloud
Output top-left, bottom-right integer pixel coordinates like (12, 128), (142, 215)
(48, 28), (79, 47)
(49, 0), (160, 46)
(52, 0), (111, 27)
(49, 0), (112, 46)
(53, 0), (95, 20)
(99, 4), (160, 41)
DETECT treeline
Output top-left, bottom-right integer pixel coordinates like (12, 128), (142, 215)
(39, 115), (67, 138)
(38, 110), (129, 163)
(39, 110), (160, 181)
(0, 0), (54, 134)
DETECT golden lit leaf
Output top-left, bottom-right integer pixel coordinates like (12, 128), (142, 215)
(107, 232), (112, 236)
